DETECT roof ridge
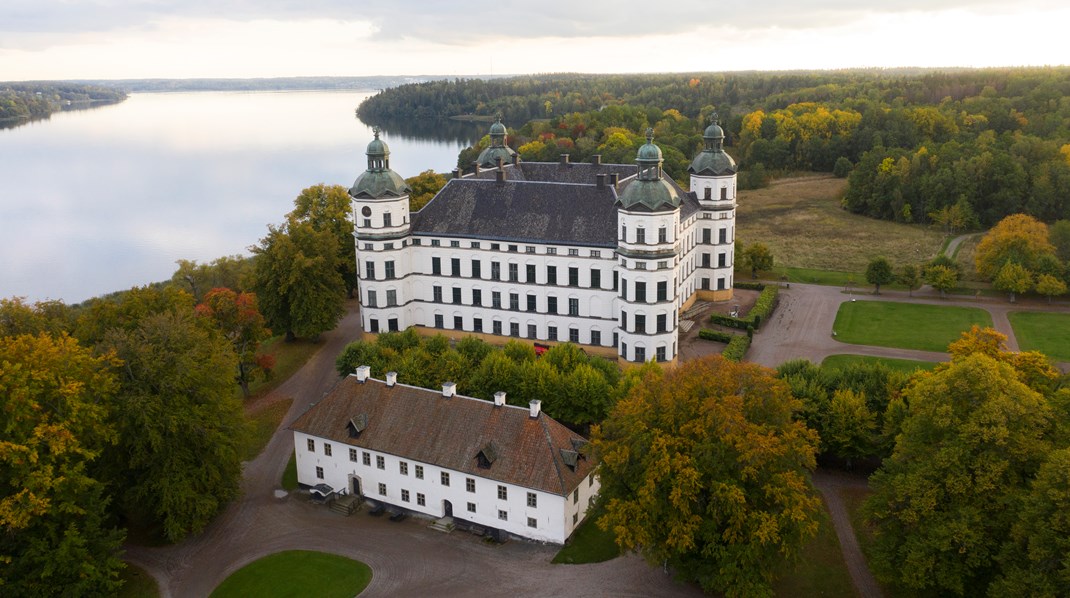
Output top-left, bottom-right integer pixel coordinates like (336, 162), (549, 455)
(538, 413), (568, 495)
(360, 375), (534, 414)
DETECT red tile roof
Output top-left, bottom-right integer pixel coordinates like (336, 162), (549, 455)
(289, 375), (596, 496)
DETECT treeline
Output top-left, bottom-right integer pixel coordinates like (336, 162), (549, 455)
(0, 82), (126, 123)
(77, 75), (457, 93)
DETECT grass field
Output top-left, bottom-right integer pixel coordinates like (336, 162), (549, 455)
(282, 454), (298, 490)
(833, 301), (993, 352)
(771, 499), (857, 598)
(840, 486), (912, 598)
(241, 336), (323, 400)
(1008, 311), (1070, 362)
(822, 354), (940, 373)
(209, 551), (371, 598)
(243, 398), (294, 461)
(118, 563), (159, 598)
(736, 175), (945, 275)
(552, 505), (620, 565)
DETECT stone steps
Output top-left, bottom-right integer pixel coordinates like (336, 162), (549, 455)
(330, 495), (361, 516)
(429, 516), (455, 533)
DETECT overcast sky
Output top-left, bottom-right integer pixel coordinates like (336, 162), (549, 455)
(2, 0), (1067, 80)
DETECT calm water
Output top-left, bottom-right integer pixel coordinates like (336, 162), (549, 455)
(0, 91), (481, 303)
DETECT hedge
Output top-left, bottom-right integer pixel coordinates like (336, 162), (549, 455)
(734, 281), (766, 291)
(709, 285), (780, 330)
(698, 329), (734, 343)
(722, 335), (751, 361)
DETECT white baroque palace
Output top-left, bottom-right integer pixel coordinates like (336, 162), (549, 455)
(350, 119), (737, 364)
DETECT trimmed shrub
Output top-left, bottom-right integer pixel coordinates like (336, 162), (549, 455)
(709, 285), (780, 330)
(699, 329), (734, 343)
(722, 335), (751, 362)
(734, 281), (766, 291)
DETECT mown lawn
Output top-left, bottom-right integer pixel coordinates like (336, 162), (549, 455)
(771, 498), (857, 597)
(118, 563), (159, 598)
(822, 354), (940, 374)
(552, 504), (619, 564)
(243, 398), (294, 461)
(282, 453), (298, 490)
(240, 335), (323, 400)
(209, 551), (371, 598)
(1009, 311), (1070, 362)
(833, 301), (992, 352)
(840, 486), (913, 598)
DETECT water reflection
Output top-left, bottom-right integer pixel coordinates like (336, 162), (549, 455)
(0, 99), (125, 131)
(0, 91), (479, 304)
(367, 115), (488, 147)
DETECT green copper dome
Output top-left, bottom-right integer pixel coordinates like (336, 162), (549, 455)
(616, 129), (680, 212)
(349, 128), (411, 199)
(489, 118), (507, 137)
(689, 119), (736, 177)
(477, 116), (517, 168)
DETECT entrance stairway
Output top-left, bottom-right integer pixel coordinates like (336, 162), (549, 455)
(330, 495), (361, 516)
(429, 517), (455, 533)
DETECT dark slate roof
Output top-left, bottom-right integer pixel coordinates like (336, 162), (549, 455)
(290, 375), (596, 496)
(413, 177), (619, 246)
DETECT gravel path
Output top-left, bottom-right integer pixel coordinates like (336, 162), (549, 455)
(813, 472), (883, 598)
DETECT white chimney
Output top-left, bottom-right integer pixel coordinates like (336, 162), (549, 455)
(529, 399), (541, 418)
(494, 391), (507, 406)
(442, 381), (456, 398)
(386, 371), (397, 387)
(355, 365), (370, 382)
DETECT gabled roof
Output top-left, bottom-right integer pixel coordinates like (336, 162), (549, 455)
(290, 375), (596, 496)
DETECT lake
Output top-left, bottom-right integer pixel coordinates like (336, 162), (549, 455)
(0, 91), (482, 304)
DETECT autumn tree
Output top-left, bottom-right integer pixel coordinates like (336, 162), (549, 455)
(865, 257), (894, 294)
(594, 356), (820, 597)
(0, 297), (71, 337)
(822, 389), (876, 468)
(287, 184), (358, 296)
(251, 219), (346, 341)
(975, 214), (1055, 280)
(405, 169), (448, 211)
(1035, 273), (1067, 303)
(926, 264), (960, 297)
(0, 334), (125, 596)
(171, 255), (252, 301)
(196, 288), (274, 397)
(993, 261), (1033, 302)
(742, 242), (774, 279)
(101, 310), (248, 542)
(897, 264), (922, 297)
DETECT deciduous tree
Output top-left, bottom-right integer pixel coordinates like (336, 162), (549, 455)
(405, 170), (448, 211)
(742, 242), (774, 279)
(287, 184), (357, 297)
(897, 264), (922, 297)
(926, 264), (959, 297)
(822, 389), (876, 467)
(1035, 273), (1067, 304)
(975, 213), (1055, 280)
(993, 261), (1033, 302)
(865, 257), (894, 294)
(594, 356), (820, 597)
(196, 288), (273, 397)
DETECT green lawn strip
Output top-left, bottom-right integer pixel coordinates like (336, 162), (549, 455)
(552, 504), (620, 564)
(821, 354), (939, 374)
(240, 336), (323, 400)
(779, 267), (860, 287)
(839, 486), (913, 598)
(833, 301), (992, 352)
(243, 398), (294, 461)
(771, 495), (857, 597)
(282, 453), (298, 490)
(1009, 311), (1070, 361)
(118, 562), (159, 598)
(210, 551), (371, 598)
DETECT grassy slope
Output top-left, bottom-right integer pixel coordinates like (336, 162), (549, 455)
(243, 397), (294, 461)
(822, 354), (940, 373)
(240, 336), (323, 400)
(1008, 311), (1070, 361)
(209, 551), (371, 598)
(833, 301), (993, 352)
(118, 563), (159, 598)
(771, 497), (857, 598)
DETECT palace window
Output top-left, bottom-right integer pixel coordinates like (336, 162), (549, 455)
(323, 443), (332, 456)
(527, 492), (537, 507)
(316, 467), (323, 479)
(432, 257), (441, 275)
(498, 485), (508, 500)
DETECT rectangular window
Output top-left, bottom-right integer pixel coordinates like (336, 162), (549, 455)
(369, 319), (380, 333)
(621, 224), (627, 240)
(510, 322), (520, 337)
(568, 298), (579, 317)
(702, 228), (711, 244)
(658, 227), (667, 243)
(402, 489), (410, 502)
(307, 438), (315, 452)
(434, 314), (444, 328)
(472, 260), (481, 278)
(415, 465), (424, 479)
(450, 240), (459, 248)
(547, 247), (557, 255)
(474, 318), (483, 332)
(471, 241), (481, 249)
(376, 455), (385, 470)
(548, 326), (557, 341)
(378, 483), (386, 496)
(491, 262), (501, 280)
(573, 513), (579, 525)
(466, 478), (475, 493)
(451, 258), (460, 277)
(569, 328), (580, 343)
(591, 250), (601, 258)
(657, 314), (667, 333)
(498, 510), (508, 521)
(467, 502), (477, 513)
(591, 330), (601, 346)
(526, 264), (536, 282)
(547, 296), (558, 314)
(568, 267), (579, 287)
(491, 243), (500, 250)
(547, 266), (557, 284)
(620, 278), (627, 301)
(492, 291), (501, 309)
(417, 493), (425, 506)
(383, 213), (392, 227)
(527, 324), (537, 339)
(526, 245), (536, 254)
(432, 257), (441, 275)
(636, 228), (646, 244)
(527, 294), (536, 312)
(635, 346), (646, 362)
(718, 253), (727, 268)
(472, 289), (482, 307)
(324, 443), (332, 456)
(528, 517), (537, 528)
(590, 269), (601, 289)
(433, 286), (443, 302)
(568, 248), (579, 256)
(365, 261), (375, 279)
(635, 314), (646, 334)
(498, 485), (508, 500)
(493, 320), (502, 335)
(362, 452), (371, 466)
(316, 466), (324, 479)
(527, 492), (537, 507)
(386, 290), (397, 307)
(452, 287), (462, 304)
(702, 253), (711, 268)
(413, 238), (422, 245)
(431, 239), (440, 247)
(385, 261), (395, 279)
(613, 270), (618, 291)
(508, 244), (518, 253)
(400, 462), (408, 475)
(508, 263), (519, 282)
(657, 281), (667, 301)
(349, 448), (358, 462)
(454, 316), (463, 330)
(656, 346), (667, 362)
(573, 489), (579, 503)
(367, 290), (377, 308)
(441, 472), (450, 486)
(509, 293), (519, 311)
(719, 228), (727, 244)
(721, 187), (728, 200)
(718, 277), (727, 291)
(636, 281), (646, 302)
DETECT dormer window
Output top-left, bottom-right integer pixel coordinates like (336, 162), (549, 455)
(476, 441), (499, 469)
(347, 414), (368, 438)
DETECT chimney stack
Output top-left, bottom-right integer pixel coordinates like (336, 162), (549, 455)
(512, 154), (520, 166)
(356, 365), (370, 382)
(453, 167), (461, 179)
(496, 169), (506, 183)
(473, 162), (480, 175)
(529, 399), (542, 418)
(494, 391), (507, 406)
(386, 371), (397, 387)
(609, 173), (619, 186)
(496, 156), (504, 169)
(559, 154), (570, 166)
(442, 381), (457, 398)
(596, 173), (606, 189)
(591, 154), (602, 166)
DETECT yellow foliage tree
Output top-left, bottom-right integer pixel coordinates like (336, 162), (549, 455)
(974, 213), (1055, 280)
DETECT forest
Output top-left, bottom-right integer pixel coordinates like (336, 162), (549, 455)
(0, 82), (127, 126)
(360, 68), (1070, 226)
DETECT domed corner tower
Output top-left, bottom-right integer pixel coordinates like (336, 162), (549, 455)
(349, 127), (413, 336)
(689, 117), (738, 302)
(614, 129), (682, 365)
(476, 115), (517, 169)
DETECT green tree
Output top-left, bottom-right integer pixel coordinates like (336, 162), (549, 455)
(101, 310), (248, 542)
(196, 288), (274, 397)
(287, 184), (358, 297)
(594, 356), (820, 597)
(0, 334), (125, 596)
(926, 264), (959, 298)
(832, 156), (852, 178)
(865, 257), (895, 294)
(993, 261), (1034, 302)
(1049, 219), (1070, 262)
(1035, 273), (1067, 304)
(864, 353), (1053, 595)
(742, 242), (774, 279)
(0, 297), (71, 337)
(405, 170), (448, 211)
(897, 264), (923, 297)
(251, 220), (345, 341)
(823, 389), (876, 467)
(171, 255), (252, 301)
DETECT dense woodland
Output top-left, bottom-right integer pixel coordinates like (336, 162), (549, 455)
(0, 82), (126, 125)
(362, 68), (1070, 225)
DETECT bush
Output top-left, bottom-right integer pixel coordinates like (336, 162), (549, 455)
(722, 335), (751, 361)
(699, 329), (734, 343)
(734, 281), (766, 291)
(709, 285), (779, 330)
(833, 156), (853, 178)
